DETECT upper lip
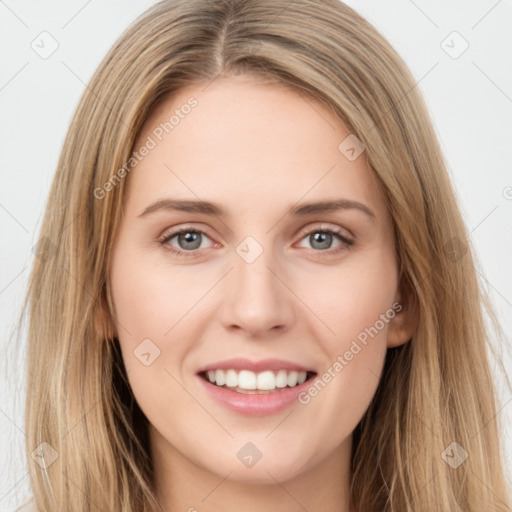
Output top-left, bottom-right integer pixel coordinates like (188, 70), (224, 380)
(196, 358), (316, 374)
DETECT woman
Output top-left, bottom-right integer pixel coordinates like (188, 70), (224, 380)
(20, 0), (511, 510)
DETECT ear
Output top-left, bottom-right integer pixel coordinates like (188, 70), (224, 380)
(386, 283), (418, 348)
(93, 295), (118, 340)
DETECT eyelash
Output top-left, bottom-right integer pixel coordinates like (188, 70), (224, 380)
(158, 225), (354, 258)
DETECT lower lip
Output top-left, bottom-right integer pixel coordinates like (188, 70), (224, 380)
(197, 375), (315, 416)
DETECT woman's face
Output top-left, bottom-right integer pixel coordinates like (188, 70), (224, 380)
(109, 76), (412, 488)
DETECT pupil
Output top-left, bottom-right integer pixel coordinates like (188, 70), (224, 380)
(312, 232), (331, 250)
(179, 232), (201, 250)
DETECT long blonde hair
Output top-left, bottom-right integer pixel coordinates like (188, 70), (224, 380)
(19, 0), (511, 510)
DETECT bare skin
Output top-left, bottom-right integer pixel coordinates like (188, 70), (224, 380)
(107, 75), (415, 512)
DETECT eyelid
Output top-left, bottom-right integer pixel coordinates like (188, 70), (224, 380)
(159, 223), (214, 241)
(294, 222), (353, 242)
(158, 224), (219, 250)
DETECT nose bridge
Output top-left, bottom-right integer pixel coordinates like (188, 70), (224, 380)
(220, 234), (294, 334)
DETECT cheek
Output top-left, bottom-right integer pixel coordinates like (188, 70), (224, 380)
(298, 248), (397, 410)
(108, 249), (194, 401)
(110, 252), (198, 340)
(305, 246), (398, 347)
(109, 254), (200, 431)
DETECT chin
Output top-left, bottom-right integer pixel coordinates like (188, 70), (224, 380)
(199, 444), (309, 484)
(225, 461), (306, 485)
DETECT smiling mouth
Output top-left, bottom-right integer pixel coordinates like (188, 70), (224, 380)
(198, 369), (317, 394)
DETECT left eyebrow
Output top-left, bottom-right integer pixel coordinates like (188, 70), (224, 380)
(138, 197), (376, 221)
(289, 199), (376, 221)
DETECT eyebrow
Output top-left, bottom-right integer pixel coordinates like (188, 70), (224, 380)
(138, 198), (376, 220)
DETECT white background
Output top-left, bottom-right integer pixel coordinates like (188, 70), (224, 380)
(1, 1), (511, 510)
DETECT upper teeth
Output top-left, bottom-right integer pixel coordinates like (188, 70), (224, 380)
(206, 369), (308, 390)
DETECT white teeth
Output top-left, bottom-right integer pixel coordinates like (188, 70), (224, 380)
(215, 369), (226, 386)
(256, 370), (275, 390)
(204, 369), (309, 391)
(225, 369), (238, 387)
(238, 370), (257, 389)
(275, 369), (288, 388)
(287, 371), (298, 387)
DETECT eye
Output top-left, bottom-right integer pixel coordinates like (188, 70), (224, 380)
(159, 227), (215, 257)
(158, 224), (354, 258)
(296, 225), (353, 254)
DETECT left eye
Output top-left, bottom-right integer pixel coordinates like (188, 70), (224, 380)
(296, 228), (353, 252)
(159, 227), (353, 256)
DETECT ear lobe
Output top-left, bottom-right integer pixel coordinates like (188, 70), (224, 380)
(386, 286), (418, 349)
(93, 297), (118, 340)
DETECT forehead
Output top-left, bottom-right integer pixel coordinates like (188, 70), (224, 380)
(126, 77), (386, 221)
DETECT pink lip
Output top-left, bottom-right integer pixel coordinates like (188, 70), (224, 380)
(196, 373), (316, 416)
(196, 357), (314, 374)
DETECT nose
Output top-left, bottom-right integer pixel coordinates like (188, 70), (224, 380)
(219, 243), (295, 337)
